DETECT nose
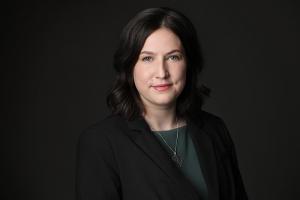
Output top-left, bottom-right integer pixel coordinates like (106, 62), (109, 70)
(156, 59), (169, 79)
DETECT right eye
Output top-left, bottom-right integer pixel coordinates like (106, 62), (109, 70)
(142, 56), (153, 62)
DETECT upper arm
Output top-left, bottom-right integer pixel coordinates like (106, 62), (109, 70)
(75, 127), (121, 200)
(217, 118), (248, 199)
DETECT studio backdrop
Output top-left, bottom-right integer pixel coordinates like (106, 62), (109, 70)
(2, 1), (300, 200)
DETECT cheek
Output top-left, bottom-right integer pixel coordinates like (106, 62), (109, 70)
(179, 74), (187, 90)
(180, 67), (187, 80)
(174, 66), (187, 83)
(133, 66), (150, 89)
(174, 66), (187, 93)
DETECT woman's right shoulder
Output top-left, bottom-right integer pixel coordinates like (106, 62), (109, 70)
(76, 115), (124, 165)
(79, 114), (127, 141)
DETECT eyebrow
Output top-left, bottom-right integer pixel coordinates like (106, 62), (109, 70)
(140, 49), (183, 55)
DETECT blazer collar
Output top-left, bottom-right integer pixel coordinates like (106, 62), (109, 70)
(125, 114), (219, 200)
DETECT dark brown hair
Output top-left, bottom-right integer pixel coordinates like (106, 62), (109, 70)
(106, 7), (210, 120)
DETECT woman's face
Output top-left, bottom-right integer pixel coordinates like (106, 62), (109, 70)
(133, 27), (187, 110)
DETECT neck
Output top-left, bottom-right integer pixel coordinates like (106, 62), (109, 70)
(142, 105), (185, 131)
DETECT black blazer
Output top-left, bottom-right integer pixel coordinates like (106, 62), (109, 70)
(76, 110), (248, 200)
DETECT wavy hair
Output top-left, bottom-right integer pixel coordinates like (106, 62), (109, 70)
(106, 7), (210, 120)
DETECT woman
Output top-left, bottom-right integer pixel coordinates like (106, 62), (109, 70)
(76, 7), (248, 200)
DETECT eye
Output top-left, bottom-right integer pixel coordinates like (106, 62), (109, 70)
(168, 55), (182, 61)
(142, 56), (153, 62)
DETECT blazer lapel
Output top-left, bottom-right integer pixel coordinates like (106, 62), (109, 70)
(187, 117), (220, 200)
(125, 115), (219, 200)
(125, 116), (201, 200)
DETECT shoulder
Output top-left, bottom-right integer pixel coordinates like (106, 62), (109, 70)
(78, 114), (127, 146)
(76, 116), (122, 173)
(193, 109), (226, 129)
(84, 114), (125, 133)
(195, 110), (234, 148)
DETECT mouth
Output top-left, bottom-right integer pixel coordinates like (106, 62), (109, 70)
(152, 83), (172, 92)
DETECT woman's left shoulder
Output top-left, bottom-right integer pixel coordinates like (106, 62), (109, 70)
(197, 110), (234, 148)
(195, 110), (227, 128)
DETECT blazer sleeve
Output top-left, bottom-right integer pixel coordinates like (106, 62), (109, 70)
(75, 127), (121, 200)
(218, 118), (248, 200)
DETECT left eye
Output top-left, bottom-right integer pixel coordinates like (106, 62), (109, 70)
(169, 55), (181, 61)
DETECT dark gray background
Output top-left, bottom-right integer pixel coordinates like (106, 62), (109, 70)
(2, 0), (300, 199)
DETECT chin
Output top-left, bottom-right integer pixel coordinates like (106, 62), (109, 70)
(152, 97), (176, 106)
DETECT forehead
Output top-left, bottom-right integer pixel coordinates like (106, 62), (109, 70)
(140, 28), (183, 53)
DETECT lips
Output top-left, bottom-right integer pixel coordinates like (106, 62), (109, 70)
(152, 83), (172, 91)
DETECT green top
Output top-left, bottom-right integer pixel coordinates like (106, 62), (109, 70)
(152, 125), (208, 200)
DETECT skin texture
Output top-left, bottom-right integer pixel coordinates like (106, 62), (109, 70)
(133, 27), (187, 116)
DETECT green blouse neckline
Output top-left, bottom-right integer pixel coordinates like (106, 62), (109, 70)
(152, 125), (187, 134)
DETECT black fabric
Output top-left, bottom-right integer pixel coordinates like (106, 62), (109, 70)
(75, 110), (248, 200)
